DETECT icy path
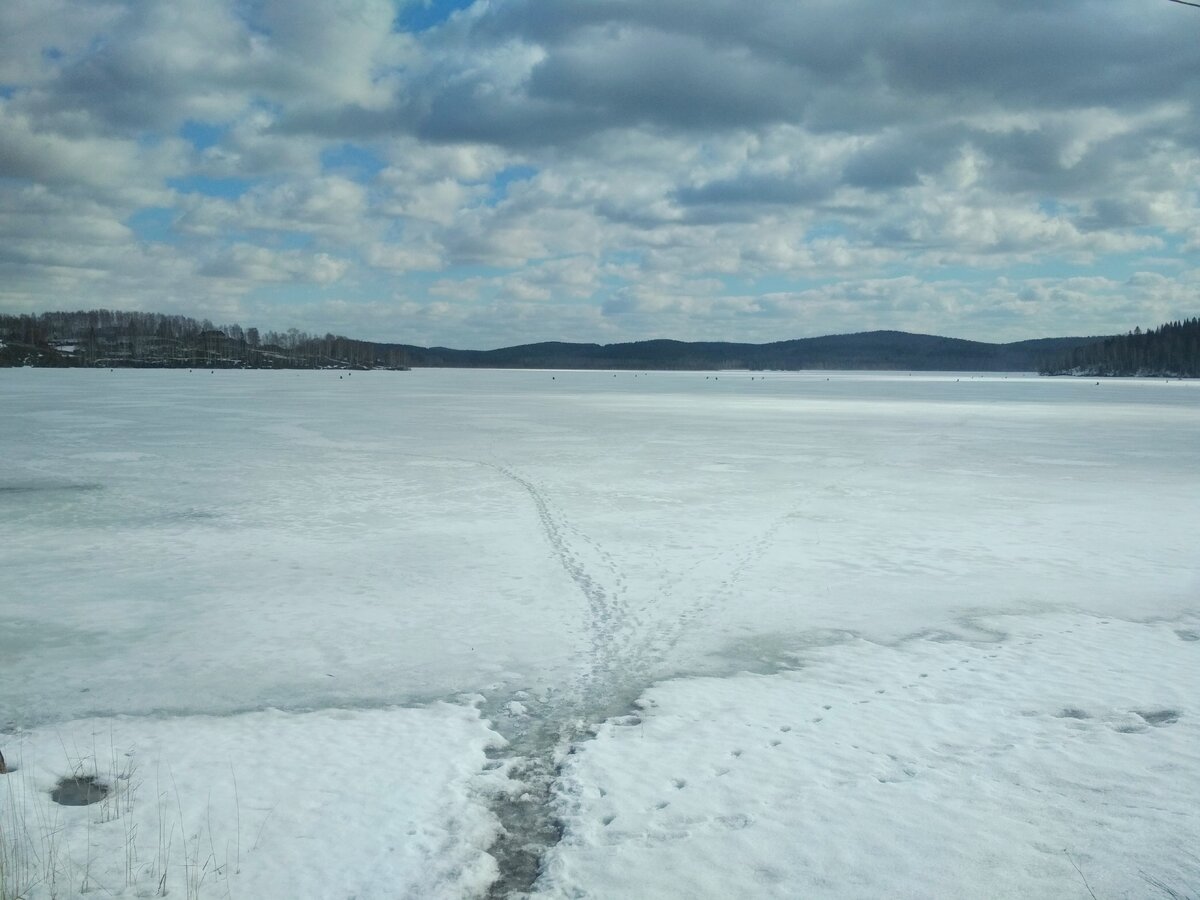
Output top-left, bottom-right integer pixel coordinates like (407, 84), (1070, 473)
(462, 457), (831, 896)
(2, 369), (1199, 897)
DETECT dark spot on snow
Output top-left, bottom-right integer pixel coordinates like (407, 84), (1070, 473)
(51, 774), (108, 806)
(1175, 629), (1200, 642)
(0, 482), (103, 495)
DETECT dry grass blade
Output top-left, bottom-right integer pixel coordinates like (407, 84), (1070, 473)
(1142, 871), (1198, 900)
(1064, 850), (1098, 900)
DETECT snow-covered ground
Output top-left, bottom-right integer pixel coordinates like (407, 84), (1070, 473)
(1, 368), (1198, 898)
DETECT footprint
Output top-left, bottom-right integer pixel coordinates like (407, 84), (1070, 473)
(672, 778), (687, 790)
(730, 749), (743, 759)
(769, 739), (781, 747)
(1136, 709), (1180, 727)
(1176, 629), (1200, 642)
(1055, 708), (1090, 720)
(602, 814), (616, 826)
(654, 801), (669, 811)
(779, 725), (792, 733)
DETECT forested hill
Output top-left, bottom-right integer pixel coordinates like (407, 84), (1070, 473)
(2, 309), (1099, 371)
(1039, 318), (1200, 377)
(0, 310), (409, 370)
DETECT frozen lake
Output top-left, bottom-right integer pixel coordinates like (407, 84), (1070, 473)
(2, 369), (1198, 898)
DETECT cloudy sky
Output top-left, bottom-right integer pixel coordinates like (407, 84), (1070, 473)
(2, 0), (1198, 347)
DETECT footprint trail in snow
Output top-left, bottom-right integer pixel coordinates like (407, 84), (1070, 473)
(475, 462), (791, 898)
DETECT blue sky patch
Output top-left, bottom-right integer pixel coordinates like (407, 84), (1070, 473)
(321, 144), (387, 181)
(181, 121), (228, 151)
(486, 166), (538, 205)
(167, 176), (253, 199)
(397, 0), (477, 33)
(127, 208), (177, 243)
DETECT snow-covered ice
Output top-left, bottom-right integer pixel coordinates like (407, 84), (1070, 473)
(535, 613), (1200, 899)
(2, 705), (504, 899)
(2, 368), (1198, 898)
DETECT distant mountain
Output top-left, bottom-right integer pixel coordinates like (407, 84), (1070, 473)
(388, 331), (1099, 372)
(1039, 318), (1200, 377)
(1, 309), (1101, 372)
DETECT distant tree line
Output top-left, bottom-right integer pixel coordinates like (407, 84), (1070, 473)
(1039, 318), (1200, 377)
(15, 308), (1186, 374)
(0, 310), (410, 370)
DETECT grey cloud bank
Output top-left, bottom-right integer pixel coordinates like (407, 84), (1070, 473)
(1, 0), (1197, 346)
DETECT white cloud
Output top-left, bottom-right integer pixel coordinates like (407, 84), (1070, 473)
(200, 245), (350, 284)
(0, 1), (123, 84)
(177, 176), (370, 240)
(0, 104), (181, 204)
(1, 0), (1198, 345)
